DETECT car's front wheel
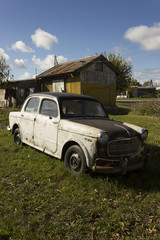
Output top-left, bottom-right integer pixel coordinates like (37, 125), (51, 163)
(64, 145), (86, 175)
(14, 128), (21, 145)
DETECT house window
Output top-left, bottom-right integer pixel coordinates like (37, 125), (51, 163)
(95, 62), (103, 71)
(52, 80), (65, 92)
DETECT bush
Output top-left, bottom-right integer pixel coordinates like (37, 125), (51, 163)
(156, 90), (160, 98)
(132, 101), (160, 116)
(139, 94), (156, 98)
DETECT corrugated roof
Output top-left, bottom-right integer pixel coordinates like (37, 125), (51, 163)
(37, 55), (100, 78)
(37, 55), (119, 78)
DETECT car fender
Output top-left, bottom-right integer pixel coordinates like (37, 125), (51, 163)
(61, 136), (94, 168)
(12, 123), (24, 141)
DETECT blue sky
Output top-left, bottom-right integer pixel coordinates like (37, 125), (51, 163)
(1, 0), (160, 86)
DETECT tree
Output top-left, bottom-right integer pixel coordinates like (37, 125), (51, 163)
(127, 78), (141, 97)
(0, 56), (10, 86)
(101, 52), (133, 93)
(143, 80), (153, 87)
(130, 78), (141, 87)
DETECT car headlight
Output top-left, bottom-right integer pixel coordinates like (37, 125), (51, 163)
(140, 129), (148, 140)
(98, 131), (109, 145)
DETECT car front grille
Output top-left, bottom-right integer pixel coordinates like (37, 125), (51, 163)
(108, 137), (140, 157)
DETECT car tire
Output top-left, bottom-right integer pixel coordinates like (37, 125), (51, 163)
(14, 128), (21, 145)
(64, 145), (86, 175)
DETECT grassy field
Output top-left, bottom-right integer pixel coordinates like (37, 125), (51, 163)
(0, 107), (160, 240)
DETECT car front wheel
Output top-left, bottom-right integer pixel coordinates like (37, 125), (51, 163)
(14, 128), (21, 145)
(64, 145), (86, 175)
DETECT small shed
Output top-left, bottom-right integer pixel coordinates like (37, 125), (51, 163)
(37, 55), (119, 107)
(4, 78), (41, 107)
(132, 87), (156, 98)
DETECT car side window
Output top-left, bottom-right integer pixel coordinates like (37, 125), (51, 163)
(40, 99), (58, 117)
(25, 98), (40, 113)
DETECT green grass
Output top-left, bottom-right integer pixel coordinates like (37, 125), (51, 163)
(0, 107), (160, 239)
(0, 108), (18, 129)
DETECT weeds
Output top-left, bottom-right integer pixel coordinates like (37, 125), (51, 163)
(132, 101), (160, 117)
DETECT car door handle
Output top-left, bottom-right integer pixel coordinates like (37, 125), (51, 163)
(21, 114), (24, 117)
(52, 119), (58, 124)
(53, 121), (58, 124)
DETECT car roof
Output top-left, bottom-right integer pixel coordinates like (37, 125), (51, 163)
(29, 92), (98, 101)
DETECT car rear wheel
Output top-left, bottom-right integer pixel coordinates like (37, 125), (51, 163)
(14, 128), (21, 145)
(64, 145), (86, 175)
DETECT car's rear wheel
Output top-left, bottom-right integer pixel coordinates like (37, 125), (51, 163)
(64, 145), (86, 175)
(14, 128), (21, 145)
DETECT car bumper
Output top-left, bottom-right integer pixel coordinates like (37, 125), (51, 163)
(92, 154), (150, 174)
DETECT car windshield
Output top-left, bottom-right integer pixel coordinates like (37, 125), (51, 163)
(61, 98), (108, 118)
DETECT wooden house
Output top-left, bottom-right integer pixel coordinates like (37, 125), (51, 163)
(37, 55), (119, 107)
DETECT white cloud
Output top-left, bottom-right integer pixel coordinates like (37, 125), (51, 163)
(133, 68), (160, 86)
(0, 48), (10, 61)
(155, 79), (160, 86)
(57, 55), (67, 64)
(11, 41), (34, 52)
(133, 71), (144, 78)
(125, 23), (160, 51)
(113, 45), (126, 55)
(31, 28), (58, 50)
(19, 72), (34, 80)
(14, 59), (26, 68)
(32, 54), (67, 70)
(126, 57), (132, 63)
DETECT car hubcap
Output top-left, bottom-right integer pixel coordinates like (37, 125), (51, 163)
(15, 133), (21, 144)
(70, 153), (81, 171)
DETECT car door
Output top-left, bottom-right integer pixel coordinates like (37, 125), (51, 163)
(20, 97), (40, 144)
(33, 98), (59, 153)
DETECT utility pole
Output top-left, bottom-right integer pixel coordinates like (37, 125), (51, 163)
(54, 56), (58, 66)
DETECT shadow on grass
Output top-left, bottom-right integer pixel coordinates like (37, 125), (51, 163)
(107, 105), (131, 115)
(90, 143), (160, 193)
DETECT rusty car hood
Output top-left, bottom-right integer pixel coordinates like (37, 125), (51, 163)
(60, 118), (140, 139)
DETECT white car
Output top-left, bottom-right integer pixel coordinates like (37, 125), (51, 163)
(7, 92), (149, 175)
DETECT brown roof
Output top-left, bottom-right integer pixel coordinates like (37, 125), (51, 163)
(37, 54), (119, 79)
